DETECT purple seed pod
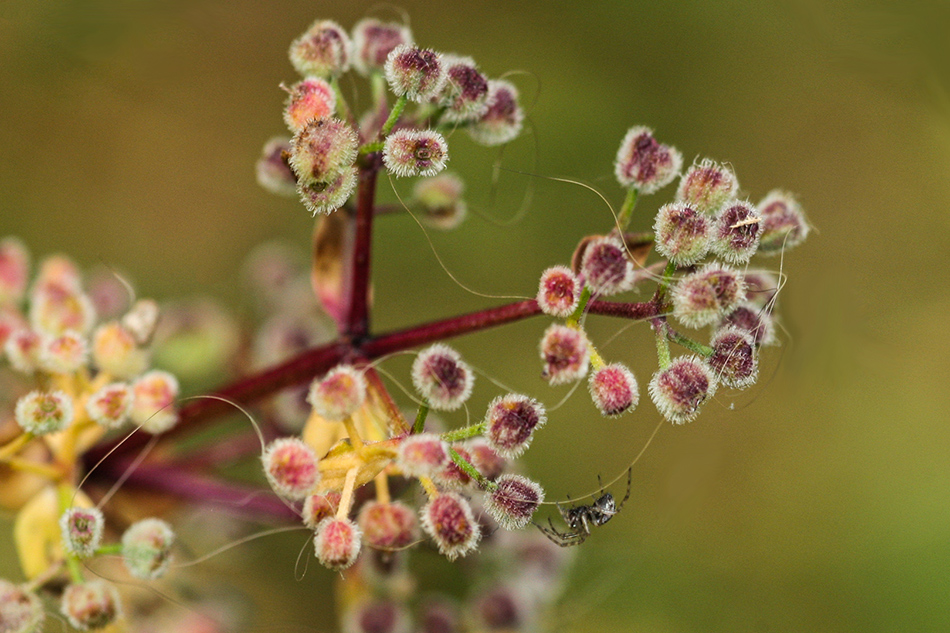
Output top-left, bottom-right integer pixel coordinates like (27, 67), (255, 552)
(648, 355), (718, 424)
(484, 474), (544, 530)
(707, 326), (758, 389)
(676, 158), (739, 214)
(671, 263), (747, 329)
(308, 364), (367, 421)
(614, 126), (683, 194)
(121, 518), (175, 580)
(580, 236), (634, 296)
(357, 500), (419, 550)
(742, 270), (780, 309)
(471, 585), (527, 632)
(537, 265), (581, 318)
(38, 330), (88, 374)
(60, 580), (121, 631)
(297, 166), (359, 216)
(289, 19), (352, 78)
(0, 579), (45, 633)
(131, 370), (180, 434)
(29, 285), (96, 337)
(289, 117), (358, 186)
(261, 437), (319, 500)
(411, 343), (474, 411)
(418, 598), (460, 633)
(539, 323), (590, 385)
(711, 200), (762, 264)
(588, 362), (639, 417)
(60, 507), (104, 559)
(397, 433), (450, 478)
(756, 190), (810, 255)
(303, 491), (340, 530)
(383, 129), (449, 178)
(412, 173), (467, 230)
(385, 45), (447, 102)
(420, 492), (481, 561)
(4, 328), (42, 373)
(438, 444), (475, 488)
(653, 202), (712, 267)
(720, 303), (777, 347)
(315, 517), (362, 570)
(15, 389), (73, 435)
(465, 437), (507, 481)
(343, 598), (411, 633)
(283, 77), (336, 132)
(484, 393), (547, 459)
(86, 382), (134, 429)
(467, 79), (523, 146)
(0, 237), (30, 305)
(439, 55), (491, 123)
(256, 137), (298, 197)
(352, 18), (413, 76)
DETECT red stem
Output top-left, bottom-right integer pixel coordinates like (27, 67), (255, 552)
(345, 159), (380, 340)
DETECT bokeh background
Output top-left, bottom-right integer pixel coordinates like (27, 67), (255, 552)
(2, 0), (950, 631)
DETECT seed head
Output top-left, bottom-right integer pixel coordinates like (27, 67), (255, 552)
(383, 129), (448, 178)
(0, 237), (30, 306)
(297, 165), (359, 215)
(130, 370), (180, 434)
(472, 586), (526, 631)
(256, 137), (298, 197)
(708, 327), (758, 389)
(465, 437), (507, 481)
(289, 19), (352, 77)
(468, 79), (523, 146)
(33, 255), (81, 294)
(308, 365), (366, 421)
(358, 501), (419, 550)
(671, 264), (746, 329)
(420, 492), (480, 561)
(418, 599), (460, 633)
(720, 303), (777, 347)
(711, 200), (762, 264)
(439, 55), (491, 123)
(484, 394), (547, 459)
(121, 298), (159, 346)
(261, 437), (319, 500)
(121, 518), (175, 580)
(396, 433), (450, 478)
(385, 45), (447, 102)
(411, 343), (474, 411)
(741, 270), (779, 309)
(60, 507), (104, 559)
(29, 285), (96, 337)
(0, 579), (45, 633)
(412, 173), (467, 230)
(314, 517), (362, 570)
(614, 126), (682, 193)
(303, 491), (340, 530)
(756, 190), (810, 254)
(90, 321), (146, 379)
(343, 599), (411, 633)
(676, 158), (739, 214)
(537, 266), (581, 318)
(60, 580), (121, 631)
(283, 77), (336, 132)
(437, 444), (475, 488)
(589, 363), (639, 417)
(290, 117), (358, 186)
(15, 390), (73, 435)
(648, 355), (718, 424)
(4, 328), (42, 373)
(86, 382), (135, 429)
(580, 236), (634, 296)
(539, 323), (590, 385)
(653, 202), (712, 267)
(352, 18), (413, 75)
(39, 330), (88, 374)
(485, 474), (544, 530)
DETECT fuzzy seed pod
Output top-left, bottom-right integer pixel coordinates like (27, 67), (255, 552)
(0, 579), (45, 633)
(420, 492), (480, 561)
(358, 501), (419, 550)
(283, 77), (336, 132)
(33, 255), (81, 293)
(256, 137), (298, 197)
(303, 491), (340, 530)
(130, 370), (180, 434)
(653, 202), (712, 267)
(86, 382), (135, 429)
(412, 173), (467, 230)
(60, 507), (104, 559)
(439, 55), (491, 123)
(711, 200), (762, 264)
(465, 437), (507, 481)
(484, 394), (547, 459)
(539, 324), (590, 385)
(297, 165), (359, 215)
(121, 518), (175, 580)
(91, 321), (148, 379)
(468, 79), (523, 146)
(756, 190), (810, 255)
(385, 45), (447, 102)
(589, 363), (639, 417)
(0, 238), (30, 306)
(15, 390), (73, 435)
(472, 586), (526, 632)
(122, 299), (159, 346)
(261, 437), (319, 500)
(60, 580), (121, 631)
(4, 328), (41, 373)
(708, 327), (758, 389)
(484, 474), (544, 530)
(676, 158), (738, 214)
(289, 19), (352, 77)
(38, 330), (88, 374)
(383, 129), (448, 178)
(290, 117), (358, 187)
(537, 266), (581, 318)
(411, 344), (474, 411)
(29, 286), (96, 337)
(671, 264), (746, 329)
(314, 517), (362, 570)
(720, 303), (777, 347)
(308, 365), (366, 421)
(418, 599), (460, 633)
(396, 433), (450, 478)
(649, 356), (718, 424)
(741, 270), (779, 309)
(352, 18), (413, 75)
(438, 444), (475, 488)
(343, 599), (411, 633)
(580, 236), (634, 296)
(614, 126), (683, 193)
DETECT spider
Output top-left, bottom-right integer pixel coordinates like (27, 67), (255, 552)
(534, 467), (632, 547)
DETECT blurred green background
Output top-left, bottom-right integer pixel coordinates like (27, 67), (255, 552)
(2, 0), (950, 631)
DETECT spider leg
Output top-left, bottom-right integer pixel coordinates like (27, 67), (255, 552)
(533, 521), (584, 547)
(616, 466), (633, 511)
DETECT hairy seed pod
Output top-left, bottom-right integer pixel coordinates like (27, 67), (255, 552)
(539, 324), (590, 385)
(676, 158), (738, 214)
(653, 202), (712, 267)
(589, 363), (639, 417)
(649, 355), (718, 424)
(468, 79), (523, 146)
(385, 45), (447, 102)
(261, 437), (320, 500)
(420, 492), (480, 561)
(484, 474), (544, 530)
(614, 126), (682, 193)
(289, 19), (352, 77)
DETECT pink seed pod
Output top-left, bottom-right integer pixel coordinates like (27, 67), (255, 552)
(418, 598), (459, 633)
(580, 236), (634, 296)
(721, 303), (777, 347)
(4, 328), (42, 373)
(290, 117), (358, 186)
(283, 77), (337, 132)
(437, 444), (475, 488)
(741, 270), (779, 309)
(614, 126), (683, 194)
(289, 19), (352, 78)
(708, 327), (758, 389)
(412, 173), (467, 230)
(297, 165), (359, 216)
(589, 362), (639, 417)
(0, 309), (25, 351)
(343, 599), (411, 633)
(420, 492), (481, 561)
(261, 437), (319, 500)
(383, 129), (449, 178)
(484, 394), (547, 459)
(539, 323), (590, 385)
(91, 321), (147, 379)
(649, 355), (718, 424)
(671, 264), (746, 329)
(385, 45), (447, 102)
(60, 580), (121, 631)
(653, 202), (712, 267)
(352, 18), (413, 76)
(472, 585), (526, 632)
(29, 285), (96, 337)
(468, 79), (523, 146)
(256, 137), (298, 197)
(84, 268), (129, 321)
(756, 190), (810, 255)
(411, 343), (474, 411)
(86, 382), (135, 429)
(465, 437), (507, 481)
(676, 158), (739, 214)
(439, 55), (491, 123)
(357, 500), (419, 550)
(121, 298), (159, 346)
(60, 507), (104, 559)
(711, 200), (762, 264)
(396, 433), (450, 478)
(0, 237), (30, 305)
(33, 255), (81, 294)
(131, 370), (180, 434)
(39, 330), (88, 374)
(308, 364), (366, 421)
(15, 389), (73, 435)
(303, 491), (340, 530)
(484, 474), (544, 530)
(0, 579), (45, 633)
(314, 517), (362, 570)
(121, 518), (175, 580)
(536, 266), (581, 318)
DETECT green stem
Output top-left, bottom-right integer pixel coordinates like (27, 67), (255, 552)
(566, 286), (592, 327)
(441, 422), (486, 443)
(413, 402), (430, 435)
(359, 141), (385, 155)
(330, 77), (354, 127)
(370, 72), (387, 106)
(380, 95), (409, 137)
(654, 260), (677, 305)
(95, 543), (123, 556)
(655, 324), (672, 369)
(616, 187), (639, 231)
(667, 330), (714, 357)
(66, 556), (84, 584)
(447, 446), (493, 490)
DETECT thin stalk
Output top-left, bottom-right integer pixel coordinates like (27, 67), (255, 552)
(345, 162), (379, 340)
(441, 422), (485, 443)
(413, 402), (430, 435)
(654, 323), (671, 369)
(379, 95), (408, 137)
(447, 446), (492, 490)
(616, 187), (639, 231)
(667, 329), (714, 357)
